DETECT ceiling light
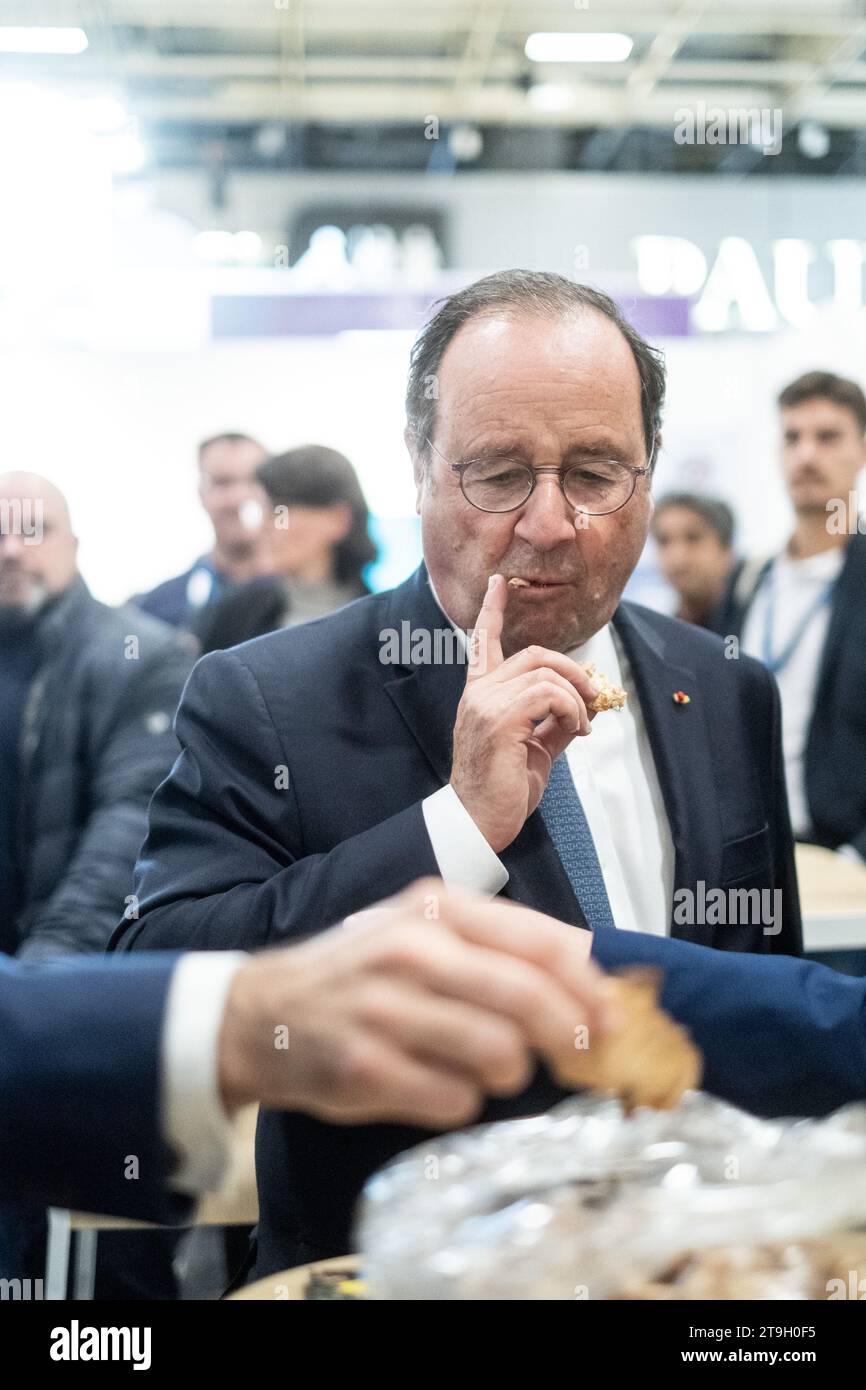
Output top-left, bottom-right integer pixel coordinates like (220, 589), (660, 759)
(448, 124), (483, 161)
(234, 231), (264, 263)
(527, 83), (576, 112)
(254, 123), (288, 159)
(525, 32), (633, 63)
(528, 81), (575, 111)
(798, 121), (830, 160)
(193, 230), (236, 264)
(0, 27), (88, 54)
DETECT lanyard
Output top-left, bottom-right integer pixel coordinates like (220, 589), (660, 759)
(760, 564), (837, 676)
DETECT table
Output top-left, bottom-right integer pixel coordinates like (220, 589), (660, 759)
(227, 1255), (362, 1300)
(797, 843), (866, 953)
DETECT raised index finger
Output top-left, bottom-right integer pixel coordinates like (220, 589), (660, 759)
(467, 573), (505, 679)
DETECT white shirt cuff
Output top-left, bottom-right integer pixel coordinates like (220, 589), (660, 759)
(837, 843), (866, 866)
(422, 785), (509, 895)
(160, 951), (249, 1195)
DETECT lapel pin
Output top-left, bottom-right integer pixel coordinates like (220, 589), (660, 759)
(672, 690), (690, 705)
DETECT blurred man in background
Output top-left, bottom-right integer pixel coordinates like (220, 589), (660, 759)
(199, 444), (377, 652)
(0, 470), (192, 1294)
(0, 472), (191, 961)
(714, 371), (866, 861)
(135, 432), (268, 633)
(651, 492), (738, 628)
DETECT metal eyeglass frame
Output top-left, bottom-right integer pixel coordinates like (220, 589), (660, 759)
(423, 436), (655, 516)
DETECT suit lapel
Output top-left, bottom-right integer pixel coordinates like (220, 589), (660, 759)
(379, 567), (465, 785)
(379, 566), (584, 925)
(613, 603), (722, 942)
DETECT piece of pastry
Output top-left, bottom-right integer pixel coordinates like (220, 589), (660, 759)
(553, 969), (702, 1111)
(584, 663), (627, 713)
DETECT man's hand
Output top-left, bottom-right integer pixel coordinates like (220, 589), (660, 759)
(217, 879), (616, 1129)
(450, 574), (599, 852)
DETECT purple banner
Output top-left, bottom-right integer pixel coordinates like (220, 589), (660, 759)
(210, 292), (692, 340)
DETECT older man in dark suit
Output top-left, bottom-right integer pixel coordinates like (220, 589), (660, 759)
(115, 270), (801, 1272)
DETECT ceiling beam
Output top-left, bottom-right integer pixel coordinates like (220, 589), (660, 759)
(9, 2), (865, 38)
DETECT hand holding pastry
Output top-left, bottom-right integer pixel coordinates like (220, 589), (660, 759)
(550, 968), (702, 1111)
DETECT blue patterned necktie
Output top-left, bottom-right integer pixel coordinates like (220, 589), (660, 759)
(539, 754), (616, 931)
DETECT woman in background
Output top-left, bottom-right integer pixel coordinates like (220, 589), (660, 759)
(199, 444), (377, 652)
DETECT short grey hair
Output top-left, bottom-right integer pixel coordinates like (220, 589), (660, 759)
(406, 269), (665, 464)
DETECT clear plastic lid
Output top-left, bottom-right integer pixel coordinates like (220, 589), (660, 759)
(356, 1094), (866, 1299)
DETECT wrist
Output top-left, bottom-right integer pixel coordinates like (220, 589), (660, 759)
(216, 961), (265, 1117)
(449, 781), (510, 854)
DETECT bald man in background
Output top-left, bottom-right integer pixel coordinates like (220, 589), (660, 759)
(0, 472), (192, 961)
(0, 471), (192, 1295)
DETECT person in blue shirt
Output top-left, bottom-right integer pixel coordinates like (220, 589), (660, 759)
(135, 432), (268, 633)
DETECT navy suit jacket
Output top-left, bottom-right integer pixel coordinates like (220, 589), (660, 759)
(0, 953), (192, 1224)
(712, 532), (866, 857)
(112, 564), (806, 1270)
(593, 929), (866, 1119)
(114, 564), (800, 956)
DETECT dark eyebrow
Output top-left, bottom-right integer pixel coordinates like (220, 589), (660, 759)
(563, 440), (630, 464)
(459, 443), (527, 461)
(460, 440), (631, 466)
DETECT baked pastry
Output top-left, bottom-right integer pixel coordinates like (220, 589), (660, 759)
(584, 663), (627, 713)
(553, 969), (702, 1111)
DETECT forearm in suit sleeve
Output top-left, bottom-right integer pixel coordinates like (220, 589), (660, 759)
(0, 954), (193, 1222)
(592, 928), (866, 1118)
(111, 648), (441, 952)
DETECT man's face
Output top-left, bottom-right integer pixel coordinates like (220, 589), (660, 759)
(780, 398), (866, 516)
(413, 310), (654, 656)
(0, 475), (78, 614)
(198, 440), (267, 549)
(653, 506), (732, 609)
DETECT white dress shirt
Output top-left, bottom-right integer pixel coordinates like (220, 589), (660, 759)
(741, 546), (844, 839)
(160, 952), (247, 1194)
(422, 604), (675, 936)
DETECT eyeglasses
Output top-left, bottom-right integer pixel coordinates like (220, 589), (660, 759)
(424, 437), (654, 516)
